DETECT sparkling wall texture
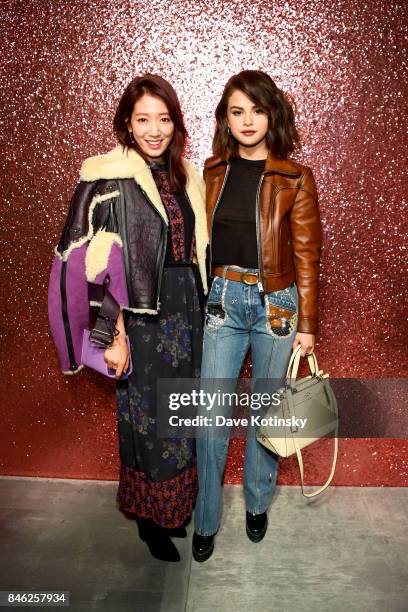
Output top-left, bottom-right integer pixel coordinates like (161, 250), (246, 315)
(0, 0), (407, 484)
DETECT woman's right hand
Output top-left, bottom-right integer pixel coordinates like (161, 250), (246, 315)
(104, 336), (130, 379)
(103, 311), (130, 379)
(292, 332), (315, 357)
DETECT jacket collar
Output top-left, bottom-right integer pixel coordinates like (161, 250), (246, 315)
(79, 144), (204, 223)
(80, 145), (160, 181)
(80, 144), (209, 295)
(205, 150), (301, 178)
(80, 145), (170, 223)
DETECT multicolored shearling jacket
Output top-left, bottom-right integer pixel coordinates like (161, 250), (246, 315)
(48, 145), (209, 375)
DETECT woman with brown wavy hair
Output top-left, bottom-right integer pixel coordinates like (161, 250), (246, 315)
(48, 74), (208, 562)
(192, 70), (322, 561)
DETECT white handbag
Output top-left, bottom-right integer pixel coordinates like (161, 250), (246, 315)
(256, 345), (339, 498)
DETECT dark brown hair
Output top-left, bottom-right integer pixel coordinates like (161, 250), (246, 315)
(113, 74), (188, 192)
(213, 70), (300, 160)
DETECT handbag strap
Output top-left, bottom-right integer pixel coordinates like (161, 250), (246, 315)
(293, 428), (338, 498)
(286, 383), (339, 498)
(87, 274), (120, 347)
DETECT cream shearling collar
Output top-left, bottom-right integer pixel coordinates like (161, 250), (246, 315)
(79, 145), (208, 294)
(79, 145), (203, 225)
(80, 144), (150, 182)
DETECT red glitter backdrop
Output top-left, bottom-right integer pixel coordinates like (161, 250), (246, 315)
(1, 0), (407, 485)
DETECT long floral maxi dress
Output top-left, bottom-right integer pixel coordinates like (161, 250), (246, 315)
(115, 161), (203, 528)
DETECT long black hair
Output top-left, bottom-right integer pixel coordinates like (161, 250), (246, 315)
(113, 74), (188, 192)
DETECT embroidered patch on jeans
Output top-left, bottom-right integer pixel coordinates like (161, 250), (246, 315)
(207, 303), (225, 318)
(205, 279), (228, 330)
(266, 303), (297, 338)
(205, 303), (227, 330)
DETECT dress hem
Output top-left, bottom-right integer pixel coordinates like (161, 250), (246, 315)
(116, 462), (198, 529)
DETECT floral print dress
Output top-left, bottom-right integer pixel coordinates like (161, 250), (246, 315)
(115, 161), (203, 528)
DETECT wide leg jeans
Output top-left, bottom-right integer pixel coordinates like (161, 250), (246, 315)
(194, 267), (299, 536)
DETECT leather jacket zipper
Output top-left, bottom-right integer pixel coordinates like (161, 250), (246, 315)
(138, 186), (168, 310)
(60, 260), (78, 371)
(155, 221), (167, 310)
(276, 205), (289, 272)
(118, 183), (132, 306)
(255, 174), (265, 297)
(272, 185), (283, 271)
(209, 164), (231, 274)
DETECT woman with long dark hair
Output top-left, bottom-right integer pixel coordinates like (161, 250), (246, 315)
(48, 74), (208, 562)
(192, 70), (322, 562)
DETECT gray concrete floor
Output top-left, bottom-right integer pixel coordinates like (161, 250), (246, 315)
(0, 477), (406, 612)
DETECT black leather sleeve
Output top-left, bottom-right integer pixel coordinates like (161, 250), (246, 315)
(56, 179), (120, 255)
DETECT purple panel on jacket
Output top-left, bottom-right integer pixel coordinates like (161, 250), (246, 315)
(48, 240), (129, 375)
(48, 243), (88, 373)
(48, 254), (70, 371)
(65, 244), (90, 370)
(93, 242), (129, 309)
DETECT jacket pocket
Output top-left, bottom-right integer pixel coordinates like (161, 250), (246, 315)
(278, 219), (294, 273)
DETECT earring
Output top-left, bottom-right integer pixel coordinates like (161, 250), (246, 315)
(227, 127), (231, 135)
(129, 131), (135, 144)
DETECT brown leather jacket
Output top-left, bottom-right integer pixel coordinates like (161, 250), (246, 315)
(204, 151), (323, 334)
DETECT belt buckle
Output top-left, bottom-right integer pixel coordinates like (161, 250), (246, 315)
(240, 271), (258, 285)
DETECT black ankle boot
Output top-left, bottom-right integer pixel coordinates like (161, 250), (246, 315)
(135, 516), (153, 541)
(136, 517), (180, 562)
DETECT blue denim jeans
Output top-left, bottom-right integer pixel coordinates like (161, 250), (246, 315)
(194, 266), (299, 536)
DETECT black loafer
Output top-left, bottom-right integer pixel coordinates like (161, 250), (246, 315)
(192, 532), (214, 562)
(246, 511), (268, 543)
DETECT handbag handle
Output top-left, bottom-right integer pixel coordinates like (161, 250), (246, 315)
(286, 345), (319, 382)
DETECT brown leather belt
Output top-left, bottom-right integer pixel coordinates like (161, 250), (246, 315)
(212, 266), (259, 285)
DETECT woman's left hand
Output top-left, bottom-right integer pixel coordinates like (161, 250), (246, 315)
(292, 332), (315, 357)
